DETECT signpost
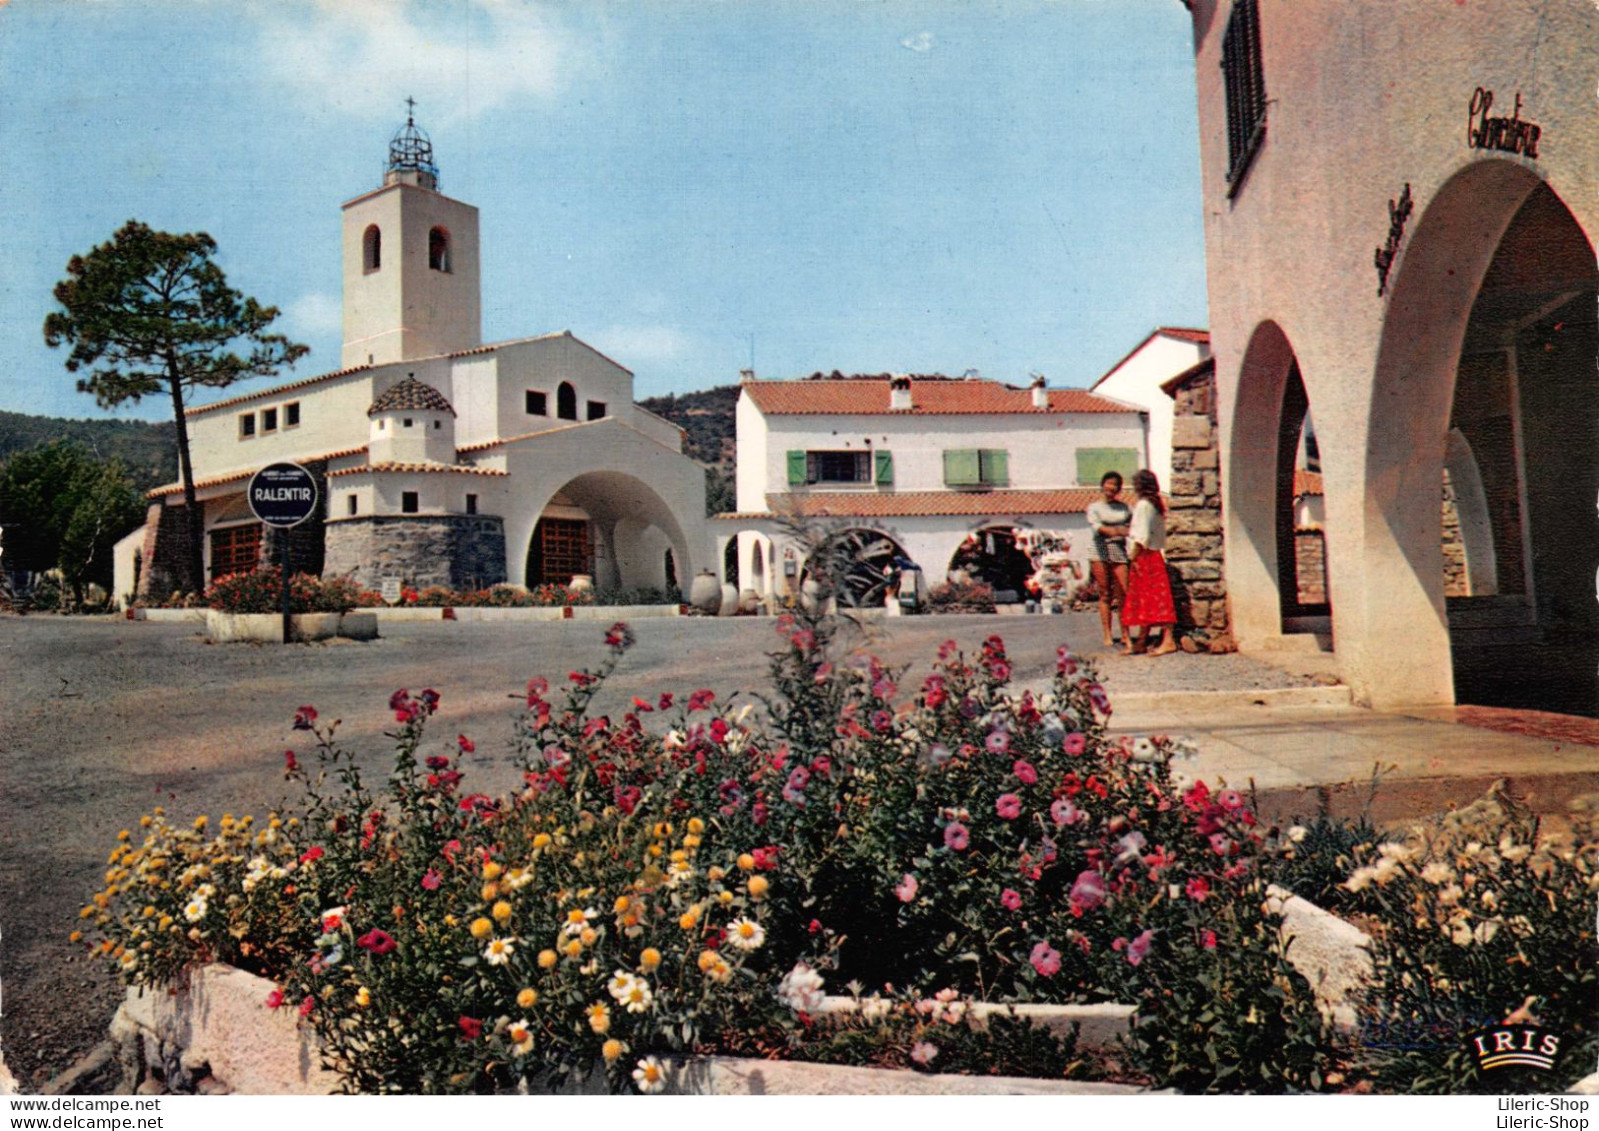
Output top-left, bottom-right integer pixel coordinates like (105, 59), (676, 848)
(247, 462), (320, 643)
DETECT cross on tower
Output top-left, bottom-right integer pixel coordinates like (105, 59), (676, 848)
(405, 96), (417, 124)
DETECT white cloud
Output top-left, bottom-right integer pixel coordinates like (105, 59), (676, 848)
(283, 291), (343, 338)
(591, 324), (693, 366)
(248, 0), (569, 125)
(900, 31), (935, 53)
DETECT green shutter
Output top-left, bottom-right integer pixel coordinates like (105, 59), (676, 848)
(981, 449), (1009, 485)
(1075, 447), (1139, 487)
(944, 449), (981, 487)
(874, 450), (894, 485)
(786, 450), (807, 486)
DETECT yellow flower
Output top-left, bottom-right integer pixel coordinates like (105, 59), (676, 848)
(117, 830), (131, 842)
(563, 939), (584, 958)
(79, 906), (95, 920)
(614, 895), (631, 914)
(707, 958), (731, 983)
(640, 947), (662, 971)
(355, 986), (371, 1008)
(538, 949), (558, 970)
(670, 849), (689, 864)
(483, 861), (503, 881)
(157, 915), (173, 931)
(719, 891), (734, 905)
(587, 1002), (612, 1034)
(68, 930), (82, 944)
(444, 915), (459, 928)
(737, 853), (755, 872)
(470, 917), (494, 940)
(140, 816), (153, 829)
(493, 900), (513, 923)
(517, 987), (539, 1009)
(482, 882), (500, 902)
(748, 875), (770, 899)
(708, 866), (726, 882)
(683, 835), (702, 849)
(687, 818), (705, 835)
(647, 844), (664, 858)
(697, 949), (720, 973)
(679, 909), (700, 931)
(533, 833), (552, 849)
(193, 816), (208, 831)
(579, 927), (598, 947)
(653, 822), (673, 838)
(602, 1038), (624, 1062)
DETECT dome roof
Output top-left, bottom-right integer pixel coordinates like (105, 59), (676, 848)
(368, 375), (455, 417)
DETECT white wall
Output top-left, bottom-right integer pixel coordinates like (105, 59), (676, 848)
(1091, 334), (1209, 488)
(747, 410), (1146, 496)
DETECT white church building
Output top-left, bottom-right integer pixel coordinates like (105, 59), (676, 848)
(717, 372), (1148, 605)
(118, 114), (710, 603)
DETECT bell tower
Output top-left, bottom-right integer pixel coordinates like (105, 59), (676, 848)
(341, 101), (482, 369)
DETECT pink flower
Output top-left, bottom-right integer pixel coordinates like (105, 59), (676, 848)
(995, 793), (1022, 820)
(791, 629), (815, 652)
(1056, 645), (1078, 675)
(943, 822), (970, 851)
(421, 869), (442, 891)
(990, 661), (1011, 681)
(1126, 929), (1155, 967)
(1062, 732), (1087, 756)
(909, 1041), (939, 1067)
(985, 730), (1011, 755)
(1217, 789), (1245, 812)
(299, 846), (324, 865)
(1070, 869), (1106, 910)
(292, 705), (318, 730)
(1050, 798), (1083, 827)
(1185, 876), (1211, 902)
(299, 995), (315, 1018)
(1012, 760), (1038, 785)
(1000, 888), (1022, 911)
(1208, 833), (1233, 857)
(1200, 929), (1217, 950)
(263, 988), (284, 1010)
(1029, 941), (1062, 977)
(895, 874), (919, 903)
(357, 929), (396, 955)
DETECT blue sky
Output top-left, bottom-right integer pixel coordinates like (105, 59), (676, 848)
(0, 0), (1206, 422)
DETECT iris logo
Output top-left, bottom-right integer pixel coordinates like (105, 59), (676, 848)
(1468, 1025), (1562, 1072)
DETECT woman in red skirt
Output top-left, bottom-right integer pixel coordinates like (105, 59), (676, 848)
(1122, 469), (1178, 656)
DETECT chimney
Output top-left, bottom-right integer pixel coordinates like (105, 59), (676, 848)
(739, 368), (756, 384)
(1030, 373), (1049, 409)
(889, 374), (913, 410)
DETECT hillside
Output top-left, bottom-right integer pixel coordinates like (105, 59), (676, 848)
(639, 384), (740, 514)
(0, 410), (176, 492)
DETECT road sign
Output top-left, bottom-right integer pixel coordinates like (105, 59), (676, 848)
(248, 463), (319, 528)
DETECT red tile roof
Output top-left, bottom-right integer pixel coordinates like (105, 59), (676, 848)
(742, 378), (1132, 416)
(328, 462), (509, 478)
(720, 489), (1102, 520)
(1294, 469), (1324, 497)
(1158, 356), (1215, 397)
(146, 445), (369, 497)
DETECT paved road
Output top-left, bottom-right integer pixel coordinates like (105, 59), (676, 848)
(0, 610), (1314, 1089)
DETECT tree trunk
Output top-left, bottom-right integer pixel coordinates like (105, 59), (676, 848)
(168, 372), (204, 594)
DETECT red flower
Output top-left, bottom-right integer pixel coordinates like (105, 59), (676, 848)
(658, 692), (675, 711)
(292, 705), (318, 730)
(687, 689), (715, 712)
(1200, 930), (1218, 950)
(299, 846), (324, 865)
(632, 697), (655, 712)
(457, 735), (475, 754)
(808, 919), (823, 935)
(1185, 877), (1211, 902)
(421, 869), (442, 891)
(568, 671), (594, 686)
(357, 929), (397, 955)
(263, 988), (284, 1010)
(299, 995), (315, 1018)
(458, 1016), (483, 1040)
(283, 750), (298, 772)
(751, 846), (780, 871)
(1182, 781), (1211, 813)
(526, 677), (549, 697)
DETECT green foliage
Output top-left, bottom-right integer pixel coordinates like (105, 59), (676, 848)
(206, 569), (373, 614)
(44, 220), (309, 590)
(0, 440), (145, 606)
(0, 410), (175, 493)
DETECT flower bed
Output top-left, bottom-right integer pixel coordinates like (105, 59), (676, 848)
(76, 603), (1598, 1093)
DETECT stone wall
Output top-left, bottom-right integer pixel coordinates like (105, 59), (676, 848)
(1295, 530), (1328, 606)
(323, 514), (507, 591)
(1165, 363), (1230, 643)
(1441, 471), (1468, 597)
(135, 501), (192, 601)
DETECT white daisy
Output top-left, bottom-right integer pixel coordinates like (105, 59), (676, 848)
(508, 1018), (534, 1057)
(632, 1056), (666, 1093)
(484, 937), (517, 966)
(726, 917), (766, 951)
(183, 897), (208, 923)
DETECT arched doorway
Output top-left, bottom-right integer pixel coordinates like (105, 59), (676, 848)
(1370, 162), (1597, 715)
(947, 525), (1034, 598)
(1276, 367), (1331, 628)
(524, 471), (692, 595)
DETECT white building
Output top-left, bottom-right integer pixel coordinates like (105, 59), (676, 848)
(1088, 327), (1210, 489)
(717, 373), (1147, 605)
(118, 114), (710, 603)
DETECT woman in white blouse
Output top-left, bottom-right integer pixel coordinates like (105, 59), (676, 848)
(1121, 469), (1178, 655)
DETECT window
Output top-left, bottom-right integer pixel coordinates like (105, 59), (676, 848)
(347, 495), (358, 517)
(1221, 0), (1267, 192)
(465, 493), (478, 515)
(401, 491), (419, 514)
(428, 227), (451, 272)
(209, 524), (261, 581)
(261, 407), (278, 433)
(786, 450), (871, 486)
(363, 225), (381, 273)
(943, 448), (1009, 488)
(239, 412), (256, 438)
(433, 420), (442, 430)
(526, 390), (548, 416)
(285, 402), (300, 428)
(586, 400), (607, 421)
(403, 418), (414, 428)
(557, 382), (578, 421)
